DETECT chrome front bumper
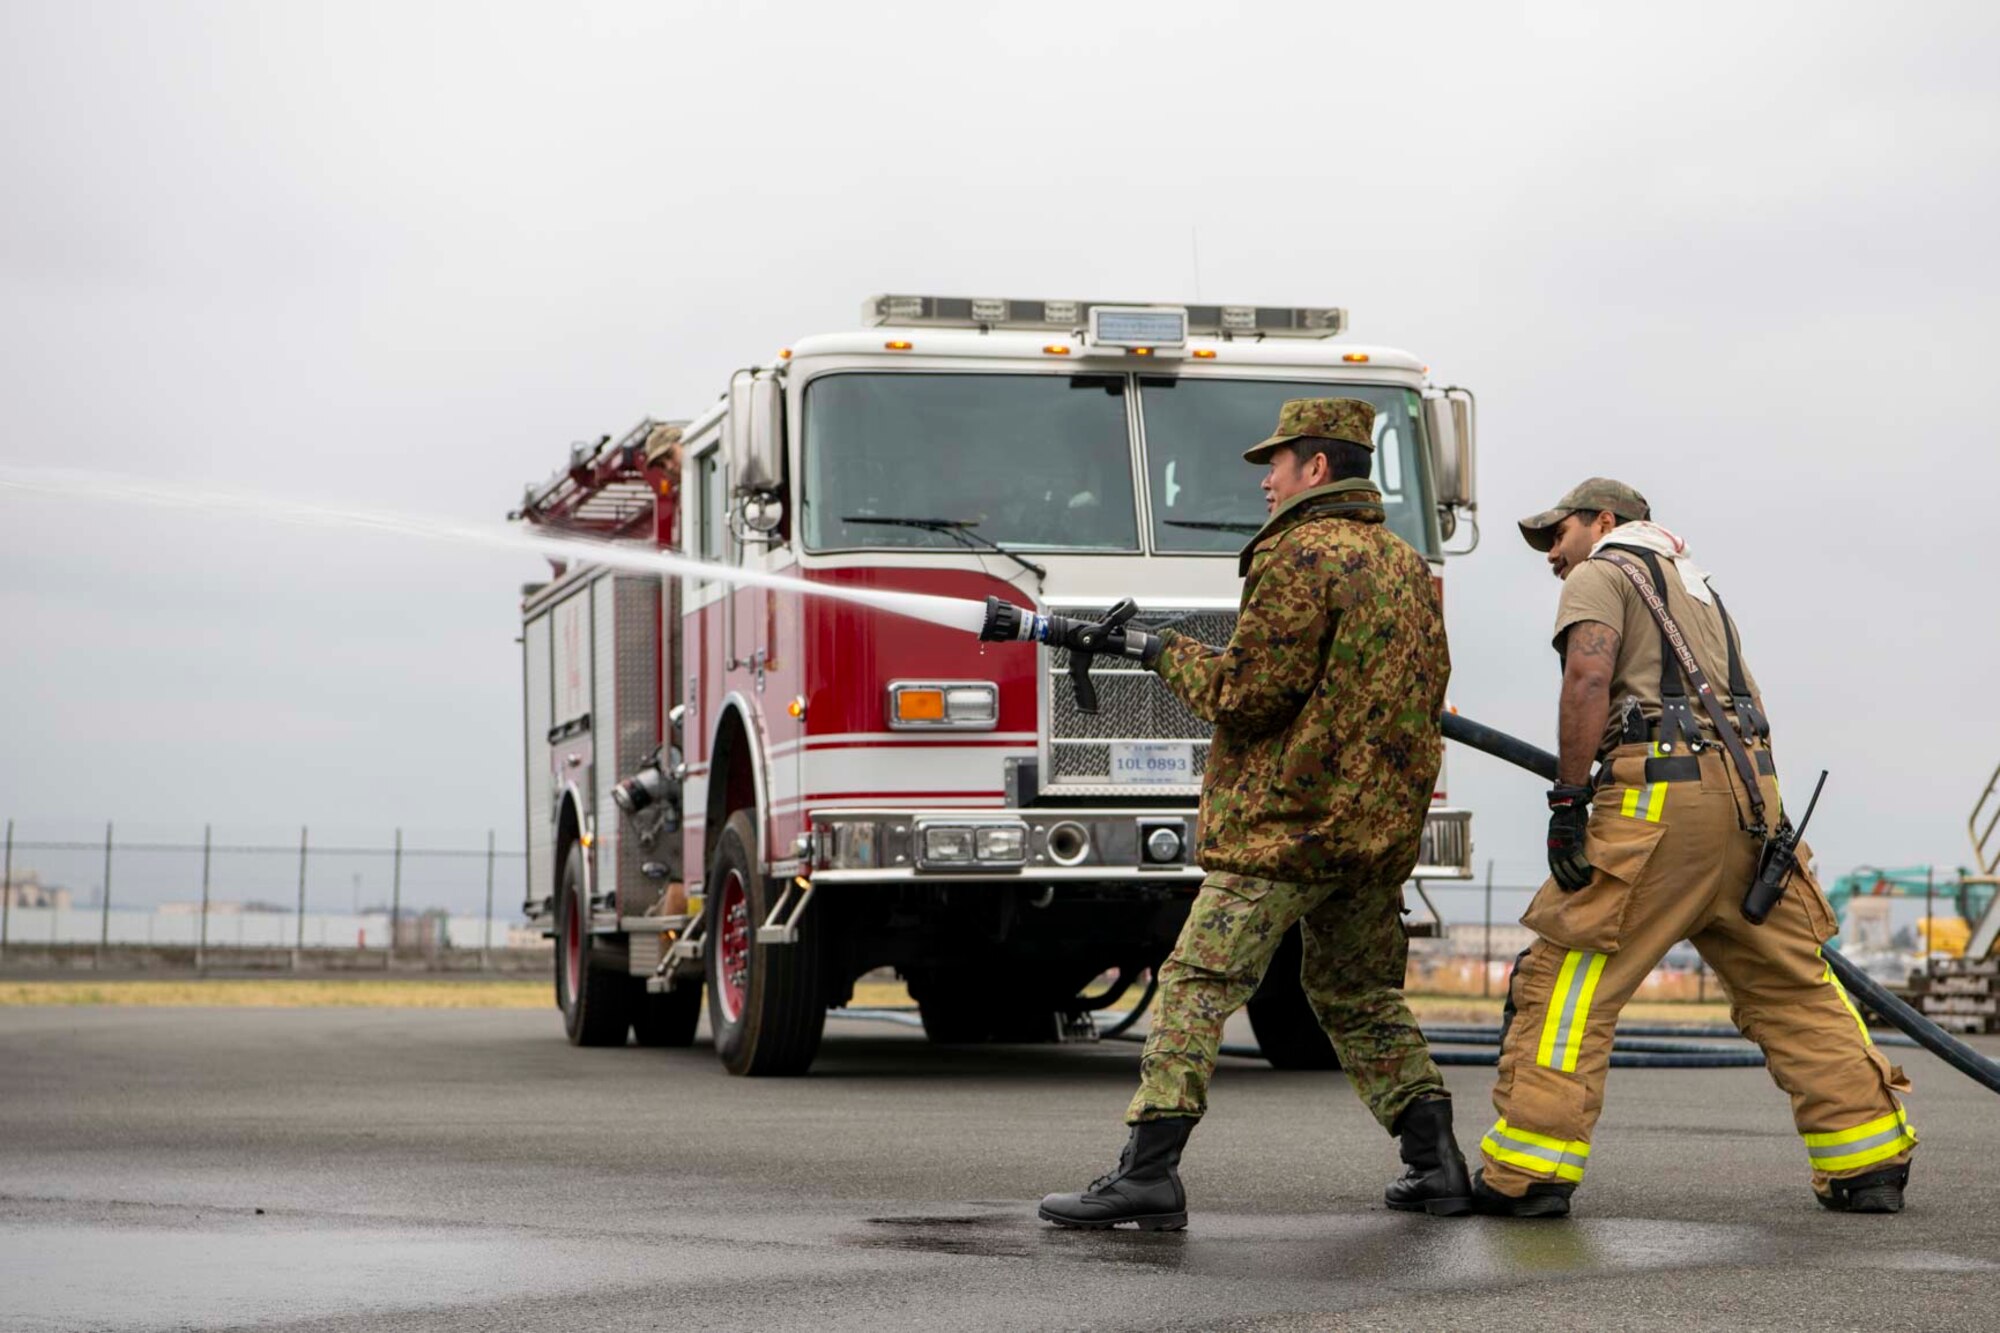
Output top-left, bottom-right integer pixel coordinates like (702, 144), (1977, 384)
(799, 806), (1474, 884)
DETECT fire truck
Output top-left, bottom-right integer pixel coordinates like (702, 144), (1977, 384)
(514, 296), (1480, 1075)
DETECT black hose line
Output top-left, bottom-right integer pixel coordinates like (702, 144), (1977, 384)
(1439, 709), (2000, 1096)
(1095, 973), (1159, 1040)
(1111, 1035), (1768, 1069)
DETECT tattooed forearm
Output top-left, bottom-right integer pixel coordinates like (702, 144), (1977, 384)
(1557, 621), (1620, 785)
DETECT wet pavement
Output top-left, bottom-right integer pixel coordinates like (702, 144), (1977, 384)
(3, 1004), (1997, 1330)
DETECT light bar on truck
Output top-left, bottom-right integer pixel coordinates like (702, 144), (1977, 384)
(862, 295), (1347, 339)
(1089, 306), (1187, 350)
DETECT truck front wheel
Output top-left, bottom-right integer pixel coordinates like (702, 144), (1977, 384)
(704, 811), (826, 1076)
(556, 841), (635, 1047)
(1245, 925), (1342, 1070)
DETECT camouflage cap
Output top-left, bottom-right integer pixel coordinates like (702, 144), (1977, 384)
(1516, 477), (1651, 551)
(1242, 397), (1376, 463)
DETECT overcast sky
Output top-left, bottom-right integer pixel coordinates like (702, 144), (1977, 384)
(3, 1), (1997, 912)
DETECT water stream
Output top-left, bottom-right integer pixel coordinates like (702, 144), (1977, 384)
(0, 465), (992, 634)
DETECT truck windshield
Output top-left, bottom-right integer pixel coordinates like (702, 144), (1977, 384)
(802, 372), (1139, 552)
(1140, 378), (1438, 559)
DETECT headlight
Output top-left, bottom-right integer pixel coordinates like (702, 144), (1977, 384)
(976, 827), (1026, 861)
(916, 819), (1029, 870)
(922, 827), (975, 862)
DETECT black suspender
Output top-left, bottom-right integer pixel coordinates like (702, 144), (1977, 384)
(1596, 548), (1770, 834)
(1709, 588), (1770, 739)
(1598, 545), (1769, 744)
(1622, 549), (1703, 749)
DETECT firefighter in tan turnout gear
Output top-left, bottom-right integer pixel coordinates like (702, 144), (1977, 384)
(1477, 478), (1917, 1218)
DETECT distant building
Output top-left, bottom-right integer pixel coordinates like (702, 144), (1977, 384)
(2, 871), (73, 910)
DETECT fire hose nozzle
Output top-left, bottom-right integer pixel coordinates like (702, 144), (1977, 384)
(979, 595), (1039, 642)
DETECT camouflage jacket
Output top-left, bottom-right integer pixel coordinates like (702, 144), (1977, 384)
(1154, 479), (1449, 881)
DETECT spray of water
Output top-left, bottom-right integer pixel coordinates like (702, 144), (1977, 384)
(0, 466), (994, 635)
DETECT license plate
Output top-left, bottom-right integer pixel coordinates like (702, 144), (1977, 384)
(1109, 741), (1193, 785)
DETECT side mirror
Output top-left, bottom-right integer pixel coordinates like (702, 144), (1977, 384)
(728, 369), (785, 492)
(1424, 388), (1477, 511)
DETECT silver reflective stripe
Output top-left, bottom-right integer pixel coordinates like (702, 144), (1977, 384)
(1806, 1123), (1910, 1162)
(1486, 1128), (1587, 1174)
(1546, 951), (1597, 1066)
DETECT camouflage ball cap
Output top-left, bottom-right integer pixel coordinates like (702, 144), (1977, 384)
(1243, 397), (1376, 463)
(1517, 478), (1652, 551)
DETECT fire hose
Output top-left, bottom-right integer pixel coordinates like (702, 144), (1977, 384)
(1440, 710), (2000, 1095)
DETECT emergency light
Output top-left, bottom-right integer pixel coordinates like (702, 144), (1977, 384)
(862, 295), (1347, 339)
(1088, 306), (1188, 350)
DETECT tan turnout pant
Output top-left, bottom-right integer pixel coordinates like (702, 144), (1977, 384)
(1483, 741), (1915, 1197)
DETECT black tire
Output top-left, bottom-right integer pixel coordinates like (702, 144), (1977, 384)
(704, 810), (826, 1076)
(556, 841), (634, 1047)
(1246, 924), (1342, 1070)
(632, 984), (702, 1047)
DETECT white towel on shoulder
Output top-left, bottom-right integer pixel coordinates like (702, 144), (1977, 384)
(1590, 520), (1714, 606)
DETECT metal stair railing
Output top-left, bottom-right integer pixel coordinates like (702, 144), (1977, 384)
(1961, 761), (2000, 960)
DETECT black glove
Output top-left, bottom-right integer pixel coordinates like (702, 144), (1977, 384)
(1105, 622), (1164, 669)
(1546, 784), (1595, 892)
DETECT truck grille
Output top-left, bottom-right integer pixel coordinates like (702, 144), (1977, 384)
(1046, 607), (1237, 795)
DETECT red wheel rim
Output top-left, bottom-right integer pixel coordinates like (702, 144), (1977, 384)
(718, 869), (751, 1023)
(564, 888), (582, 1009)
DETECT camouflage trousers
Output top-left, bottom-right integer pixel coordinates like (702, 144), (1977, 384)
(1127, 870), (1445, 1132)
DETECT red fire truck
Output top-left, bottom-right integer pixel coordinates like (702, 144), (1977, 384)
(515, 296), (1479, 1075)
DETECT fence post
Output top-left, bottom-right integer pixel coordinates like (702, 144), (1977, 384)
(1924, 864), (1936, 979)
(97, 821), (114, 969)
(482, 829), (496, 971)
(2, 817), (13, 964)
(293, 825), (309, 972)
(388, 827), (402, 969)
(197, 824), (212, 973)
(1481, 859), (1494, 999)
(1697, 958), (1707, 1003)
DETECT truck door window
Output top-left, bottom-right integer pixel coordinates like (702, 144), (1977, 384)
(695, 447), (727, 572)
(1139, 378), (1438, 559)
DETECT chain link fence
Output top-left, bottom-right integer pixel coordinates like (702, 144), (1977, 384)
(0, 819), (541, 972)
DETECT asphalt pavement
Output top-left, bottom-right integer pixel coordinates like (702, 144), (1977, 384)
(3, 1003), (1997, 1331)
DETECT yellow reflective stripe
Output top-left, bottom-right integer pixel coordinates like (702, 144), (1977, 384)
(1819, 948), (1872, 1046)
(1537, 950), (1584, 1066)
(1537, 949), (1606, 1072)
(1803, 1107), (1909, 1148)
(1492, 1118), (1592, 1158)
(1482, 1120), (1590, 1182)
(1619, 785), (1667, 821)
(1805, 1108), (1917, 1172)
(1561, 951), (1609, 1072)
(1812, 1133), (1916, 1172)
(1804, 1107), (1917, 1172)
(1481, 1139), (1587, 1183)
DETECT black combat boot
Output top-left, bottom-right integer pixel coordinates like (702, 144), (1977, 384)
(1384, 1096), (1473, 1216)
(1038, 1117), (1195, 1230)
(1470, 1168), (1574, 1219)
(1815, 1163), (1908, 1214)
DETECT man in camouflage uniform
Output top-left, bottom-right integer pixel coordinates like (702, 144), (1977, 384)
(1039, 398), (1471, 1230)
